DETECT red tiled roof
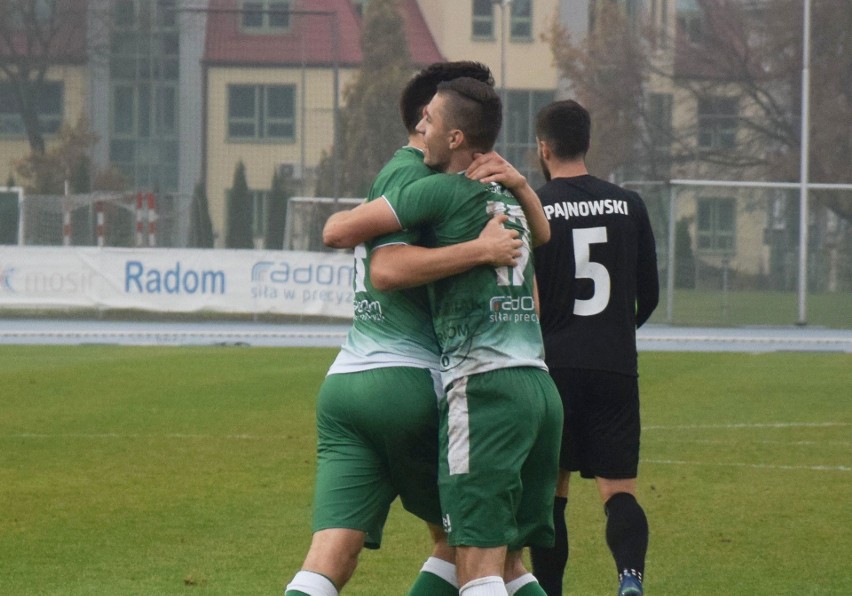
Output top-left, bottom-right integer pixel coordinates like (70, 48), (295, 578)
(204, 0), (442, 67)
(400, 0), (444, 66)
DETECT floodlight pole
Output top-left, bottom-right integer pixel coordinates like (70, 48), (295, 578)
(796, 0), (811, 326)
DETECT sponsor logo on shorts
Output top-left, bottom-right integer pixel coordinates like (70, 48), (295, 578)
(442, 513), (452, 534)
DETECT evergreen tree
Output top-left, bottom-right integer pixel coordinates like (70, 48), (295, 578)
(675, 218), (696, 289)
(265, 168), (290, 249)
(226, 160), (254, 249)
(316, 0), (412, 197)
(190, 180), (215, 248)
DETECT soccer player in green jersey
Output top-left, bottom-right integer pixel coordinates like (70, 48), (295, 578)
(285, 62), (525, 596)
(323, 78), (562, 596)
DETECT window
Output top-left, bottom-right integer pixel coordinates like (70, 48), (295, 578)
(698, 96), (737, 149)
(111, 83), (177, 139)
(616, 0), (641, 30)
(472, 0), (494, 39)
(677, 0), (703, 44)
(9, 0), (54, 28)
(110, 82), (179, 191)
(228, 84), (296, 141)
(108, 0), (180, 193)
(0, 81), (63, 136)
(110, 0), (179, 82)
(242, 1), (291, 31)
(697, 197), (736, 254)
(650, 0), (671, 48)
(510, 0), (532, 40)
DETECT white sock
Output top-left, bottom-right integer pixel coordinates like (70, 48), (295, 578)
(285, 570), (338, 596)
(459, 575), (508, 596)
(420, 556), (458, 587)
(505, 573), (537, 595)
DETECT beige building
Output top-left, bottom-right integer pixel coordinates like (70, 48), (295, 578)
(1, 0), (564, 248)
(0, 64), (89, 185)
(203, 0), (562, 247)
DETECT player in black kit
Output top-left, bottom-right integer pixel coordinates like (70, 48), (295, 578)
(529, 100), (659, 596)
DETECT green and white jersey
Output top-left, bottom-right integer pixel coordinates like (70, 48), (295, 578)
(381, 172), (547, 387)
(329, 146), (442, 374)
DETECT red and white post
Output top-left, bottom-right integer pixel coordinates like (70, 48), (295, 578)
(62, 181), (72, 246)
(146, 192), (157, 247)
(62, 202), (72, 246)
(135, 192), (145, 246)
(95, 201), (105, 247)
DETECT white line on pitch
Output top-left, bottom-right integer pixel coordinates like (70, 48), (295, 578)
(644, 422), (848, 430)
(646, 438), (852, 447)
(1, 433), (288, 440)
(645, 459), (851, 472)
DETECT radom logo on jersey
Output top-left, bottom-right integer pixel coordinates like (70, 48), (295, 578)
(489, 295), (538, 323)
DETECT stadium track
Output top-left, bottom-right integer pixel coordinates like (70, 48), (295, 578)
(1, 318), (851, 352)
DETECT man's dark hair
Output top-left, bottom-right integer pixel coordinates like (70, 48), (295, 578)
(535, 100), (591, 160)
(435, 77), (502, 152)
(399, 61), (494, 133)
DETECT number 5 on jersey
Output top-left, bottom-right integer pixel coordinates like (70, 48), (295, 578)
(573, 226), (610, 316)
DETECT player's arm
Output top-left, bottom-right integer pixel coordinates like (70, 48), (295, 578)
(322, 198), (402, 249)
(634, 199), (660, 328)
(370, 214), (522, 291)
(533, 275), (541, 317)
(466, 151), (551, 247)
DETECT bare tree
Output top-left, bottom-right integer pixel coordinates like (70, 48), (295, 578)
(549, 3), (646, 179)
(315, 0), (412, 198)
(550, 0), (852, 220)
(0, 0), (91, 156)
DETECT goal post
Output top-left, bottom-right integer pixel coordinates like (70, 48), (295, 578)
(14, 190), (177, 247)
(0, 186), (24, 245)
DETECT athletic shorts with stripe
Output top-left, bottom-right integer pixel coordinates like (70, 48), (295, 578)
(438, 366), (563, 551)
(312, 366), (443, 549)
(550, 367), (641, 479)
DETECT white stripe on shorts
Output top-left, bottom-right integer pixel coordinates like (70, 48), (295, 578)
(447, 376), (470, 475)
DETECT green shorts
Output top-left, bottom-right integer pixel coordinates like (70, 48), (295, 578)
(438, 367), (563, 550)
(312, 366), (442, 549)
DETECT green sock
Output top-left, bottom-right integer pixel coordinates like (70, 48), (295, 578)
(408, 570), (458, 596)
(512, 582), (547, 596)
(284, 591), (310, 596)
(408, 557), (458, 596)
(506, 573), (547, 596)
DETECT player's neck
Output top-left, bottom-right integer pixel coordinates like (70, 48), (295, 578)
(547, 159), (588, 179)
(447, 150), (475, 174)
(407, 134), (426, 151)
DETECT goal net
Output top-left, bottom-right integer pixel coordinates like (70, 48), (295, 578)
(283, 197), (362, 252)
(15, 191), (190, 247)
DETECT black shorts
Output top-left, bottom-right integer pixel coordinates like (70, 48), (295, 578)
(549, 367), (640, 479)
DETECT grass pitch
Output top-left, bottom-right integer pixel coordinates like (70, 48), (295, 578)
(0, 346), (849, 595)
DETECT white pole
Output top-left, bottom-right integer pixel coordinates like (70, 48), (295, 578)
(501, 0), (511, 155)
(667, 184), (676, 323)
(16, 187), (25, 245)
(797, 0), (811, 326)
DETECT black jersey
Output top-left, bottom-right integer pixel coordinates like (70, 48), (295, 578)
(533, 175), (659, 376)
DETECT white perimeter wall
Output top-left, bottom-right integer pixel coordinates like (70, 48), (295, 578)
(0, 247), (355, 319)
